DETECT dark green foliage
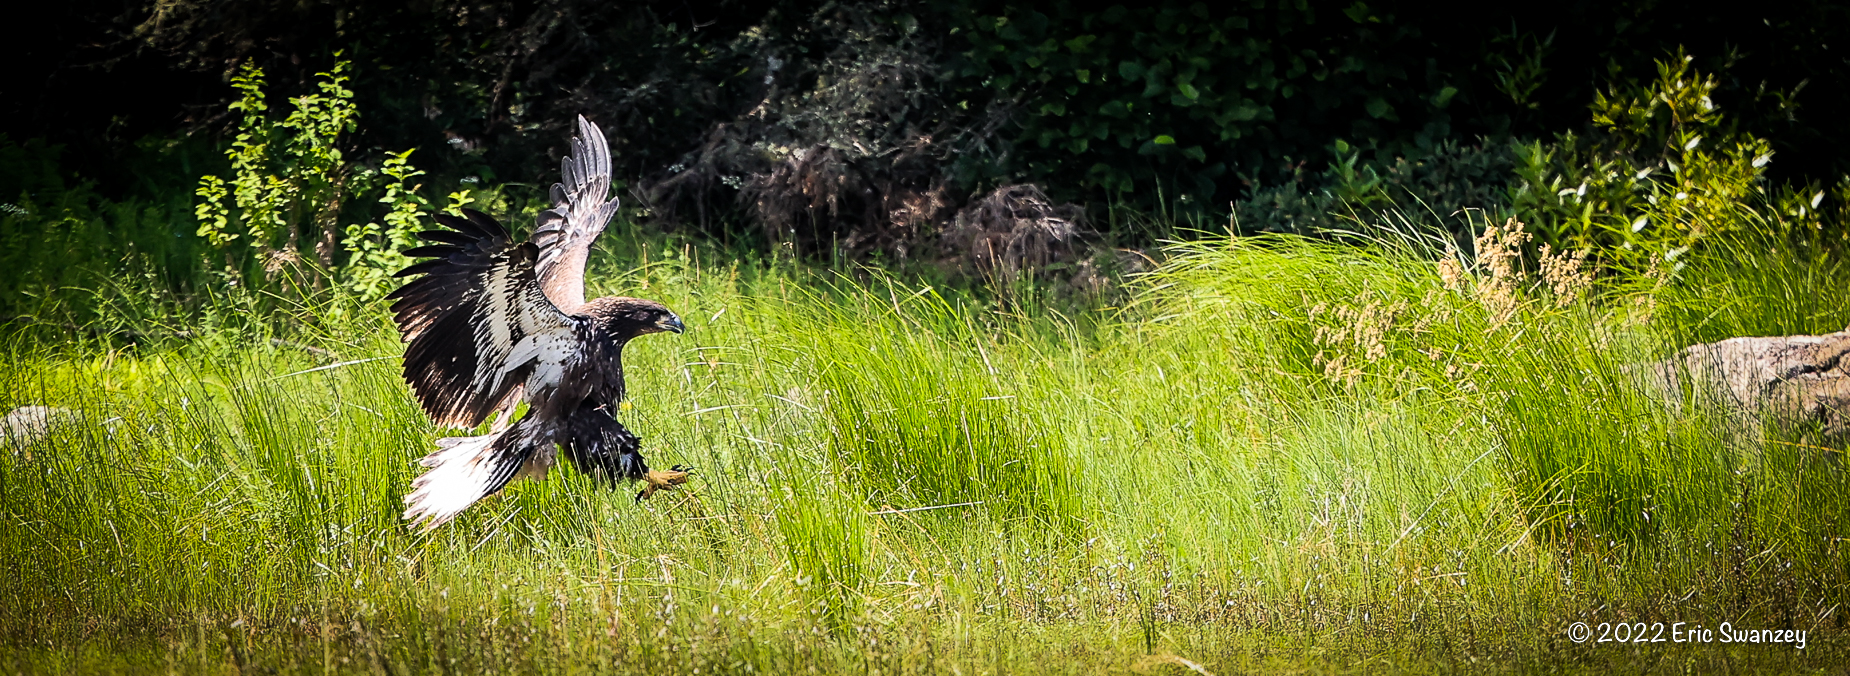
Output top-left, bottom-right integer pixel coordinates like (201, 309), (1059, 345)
(91, 0), (829, 198)
(639, 2), (973, 252)
(0, 2), (1845, 353)
(1232, 139), (1516, 235)
(0, 137), (202, 331)
(938, 2), (1850, 235)
(944, 0), (1460, 215)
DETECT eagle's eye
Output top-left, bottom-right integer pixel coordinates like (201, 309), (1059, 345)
(646, 309), (685, 334)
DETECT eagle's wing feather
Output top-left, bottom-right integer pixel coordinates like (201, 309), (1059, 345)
(388, 208), (581, 428)
(412, 229), (482, 246)
(532, 115), (620, 312)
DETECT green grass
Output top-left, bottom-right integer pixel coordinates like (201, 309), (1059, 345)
(2, 223), (1847, 674)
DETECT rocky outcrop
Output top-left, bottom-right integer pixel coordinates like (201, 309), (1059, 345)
(3, 406), (77, 451)
(1643, 329), (1850, 449)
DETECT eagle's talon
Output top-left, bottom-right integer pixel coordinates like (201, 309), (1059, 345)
(634, 467), (692, 502)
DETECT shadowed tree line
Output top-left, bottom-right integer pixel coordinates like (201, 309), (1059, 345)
(4, 0), (1848, 282)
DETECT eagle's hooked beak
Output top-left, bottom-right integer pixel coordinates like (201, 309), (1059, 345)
(656, 313), (685, 334)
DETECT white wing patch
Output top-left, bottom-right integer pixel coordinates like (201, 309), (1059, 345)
(470, 248), (578, 397)
(505, 332), (574, 392)
(481, 264), (515, 353)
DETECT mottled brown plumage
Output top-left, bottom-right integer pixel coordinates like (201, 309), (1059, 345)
(388, 117), (688, 530)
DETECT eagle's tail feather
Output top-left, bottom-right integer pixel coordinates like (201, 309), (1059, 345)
(403, 421), (541, 531)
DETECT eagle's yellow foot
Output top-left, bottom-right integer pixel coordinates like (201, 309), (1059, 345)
(635, 464), (693, 502)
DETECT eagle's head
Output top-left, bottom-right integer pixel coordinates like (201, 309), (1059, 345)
(586, 297), (684, 341)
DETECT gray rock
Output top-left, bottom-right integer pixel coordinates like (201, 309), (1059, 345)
(1642, 329), (1850, 451)
(3, 405), (77, 449)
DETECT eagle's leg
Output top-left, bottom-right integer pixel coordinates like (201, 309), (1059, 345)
(560, 408), (691, 501)
(636, 463), (692, 502)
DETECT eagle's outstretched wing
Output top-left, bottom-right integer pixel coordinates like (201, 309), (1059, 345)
(388, 209), (581, 428)
(532, 115), (620, 313)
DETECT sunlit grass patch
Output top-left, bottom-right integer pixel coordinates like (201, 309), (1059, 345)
(817, 327), (1085, 531)
(3, 219), (1850, 672)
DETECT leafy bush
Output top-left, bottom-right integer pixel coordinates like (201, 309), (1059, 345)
(194, 58), (359, 277)
(193, 58), (480, 300)
(1231, 139), (1517, 235)
(339, 150), (478, 299)
(1224, 53), (1846, 272)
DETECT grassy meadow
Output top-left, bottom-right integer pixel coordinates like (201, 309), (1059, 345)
(2, 215), (1848, 674)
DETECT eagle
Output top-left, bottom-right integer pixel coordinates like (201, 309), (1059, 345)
(389, 115), (690, 530)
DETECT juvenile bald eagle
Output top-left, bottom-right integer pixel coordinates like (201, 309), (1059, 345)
(390, 116), (689, 530)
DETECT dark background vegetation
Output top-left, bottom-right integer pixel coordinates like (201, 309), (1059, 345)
(4, 0), (1848, 322)
(14, 1), (1847, 190)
